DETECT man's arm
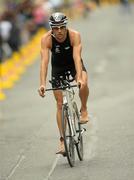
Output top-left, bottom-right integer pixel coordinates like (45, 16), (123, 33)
(72, 31), (83, 82)
(39, 33), (51, 97)
(40, 37), (50, 86)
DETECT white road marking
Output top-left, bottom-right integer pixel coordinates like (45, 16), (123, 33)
(6, 155), (25, 180)
(43, 154), (60, 180)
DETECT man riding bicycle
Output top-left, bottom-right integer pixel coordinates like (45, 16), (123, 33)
(38, 12), (89, 154)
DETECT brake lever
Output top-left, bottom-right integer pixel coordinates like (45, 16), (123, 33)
(78, 82), (81, 89)
(63, 79), (70, 87)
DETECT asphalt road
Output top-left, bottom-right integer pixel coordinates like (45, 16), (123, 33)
(0, 4), (134, 180)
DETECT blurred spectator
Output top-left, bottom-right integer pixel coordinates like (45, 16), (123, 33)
(0, 10), (21, 59)
(17, 0), (33, 21)
(0, 11), (13, 59)
(0, 33), (3, 62)
(16, 0), (35, 42)
(0, 13), (12, 43)
(32, 3), (47, 29)
(42, 0), (53, 29)
(49, 0), (64, 12)
(8, 21), (21, 52)
(93, 0), (100, 6)
(33, 0), (53, 30)
(4, 0), (17, 10)
(43, 0), (53, 15)
(120, 0), (129, 5)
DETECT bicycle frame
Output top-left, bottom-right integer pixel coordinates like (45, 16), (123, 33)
(46, 82), (78, 139)
(62, 88), (76, 138)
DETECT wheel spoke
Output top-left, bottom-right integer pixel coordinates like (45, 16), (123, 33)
(62, 105), (75, 167)
(73, 102), (84, 161)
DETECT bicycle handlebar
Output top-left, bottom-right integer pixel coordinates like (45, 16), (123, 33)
(45, 72), (82, 91)
(46, 84), (78, 91)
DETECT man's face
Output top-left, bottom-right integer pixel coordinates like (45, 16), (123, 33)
(52, 25), (67, 41)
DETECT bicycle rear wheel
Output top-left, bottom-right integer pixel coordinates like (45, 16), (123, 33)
(62, 105), (75, 167)
(73, 102), (84, 161)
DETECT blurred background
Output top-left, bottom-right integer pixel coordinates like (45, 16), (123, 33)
(0, 0), (97, 58)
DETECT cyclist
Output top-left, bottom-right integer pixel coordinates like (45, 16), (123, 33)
(38, 12), (89, 154)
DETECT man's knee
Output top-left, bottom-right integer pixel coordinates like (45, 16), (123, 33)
(56, 101), (63, 110)
(82, 80), (88, 89)
(53, 91), (63, 110)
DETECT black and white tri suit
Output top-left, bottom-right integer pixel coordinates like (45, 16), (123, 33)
(51, 30), (86, 82)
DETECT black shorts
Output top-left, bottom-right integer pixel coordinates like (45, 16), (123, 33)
(51, 60), (87, 87)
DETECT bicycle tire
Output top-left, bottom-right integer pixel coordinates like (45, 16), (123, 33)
(73, 102), (84, 161)
(62, 104), (75, 167)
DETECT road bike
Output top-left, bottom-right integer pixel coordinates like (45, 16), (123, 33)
(46, 73), (86, 167)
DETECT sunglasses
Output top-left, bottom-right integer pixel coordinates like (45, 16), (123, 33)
(52, 26), (66, 30)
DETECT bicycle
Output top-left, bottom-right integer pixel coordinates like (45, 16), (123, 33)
(46, 73), (86, 167)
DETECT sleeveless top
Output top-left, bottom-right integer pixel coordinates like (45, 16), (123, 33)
(51, 30), (75, 70)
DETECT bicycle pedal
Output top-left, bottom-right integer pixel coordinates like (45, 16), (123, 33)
(83, 128), (86, 131)
(76, 130), (81, 133)
(62, 152), (67, 157)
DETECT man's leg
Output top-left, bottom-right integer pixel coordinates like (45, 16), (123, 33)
(79, 71), (89, 123)
(53, 90), (65, 153)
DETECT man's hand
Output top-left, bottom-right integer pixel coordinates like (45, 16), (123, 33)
(77, 79), (84, 89)
(38, 85), (46, 97)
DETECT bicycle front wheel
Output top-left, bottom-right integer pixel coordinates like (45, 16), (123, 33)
(73, 102), (84, 161)
(62, 105), (75, 167)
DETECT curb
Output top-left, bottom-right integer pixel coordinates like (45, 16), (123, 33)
(0, 28), (46, 101)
